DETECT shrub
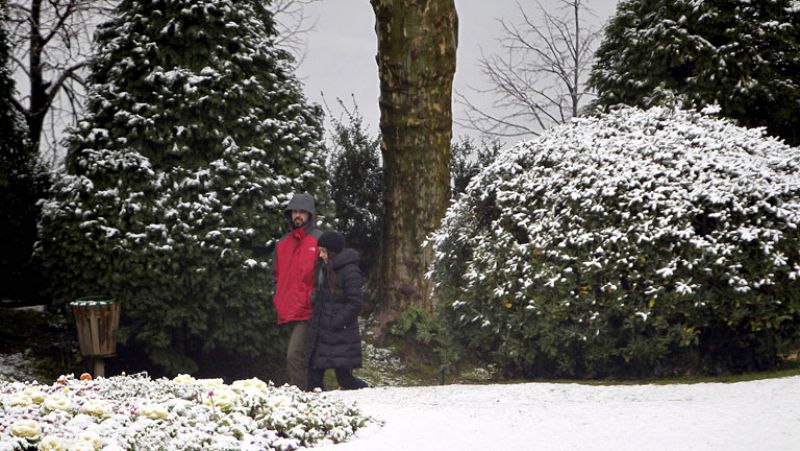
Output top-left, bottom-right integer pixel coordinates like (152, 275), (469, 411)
(429, 105), (800, 378)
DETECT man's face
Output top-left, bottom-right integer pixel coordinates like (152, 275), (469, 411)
(291, 210), (310, 229)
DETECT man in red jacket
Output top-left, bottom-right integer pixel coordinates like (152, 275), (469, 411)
(273, 193), (322, 389)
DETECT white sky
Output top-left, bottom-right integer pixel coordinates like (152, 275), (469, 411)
(12, 0), (621, 165)
(296, 0), (621, 143)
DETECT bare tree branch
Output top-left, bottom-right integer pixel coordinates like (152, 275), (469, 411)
(7, 0), (318, 167)
(456, 0), (602, 139)
(7, 0), (115, 166)
(44, 60), (87, 107)
(42, 0), (76, 47)
(10, 96), (26, 116)
(271, 0), (320, 65)
(9, 55), (32, 78)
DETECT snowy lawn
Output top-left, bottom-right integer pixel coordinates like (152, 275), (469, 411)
(317, 375), (800, 451)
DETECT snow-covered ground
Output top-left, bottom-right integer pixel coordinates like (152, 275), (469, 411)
(317, 376), (800, 451)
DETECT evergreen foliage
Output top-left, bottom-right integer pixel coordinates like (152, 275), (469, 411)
(430, 106), (800, 378)
(450, 138), (502, 198)
(0, 0), (45, 303)
(327, 105), (383, 274)
(37, 0), (328, 374)
(589, 0), (800, 146)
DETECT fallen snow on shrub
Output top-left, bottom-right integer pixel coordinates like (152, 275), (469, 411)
(0, 373), (373, 450)
(430, 105), (800, 377)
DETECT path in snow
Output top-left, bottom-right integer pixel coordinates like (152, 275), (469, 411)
(316, 376), (800, 451)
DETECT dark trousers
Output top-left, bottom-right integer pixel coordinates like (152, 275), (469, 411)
(307, 367), (368, 391)
(286, 321), (309, 390)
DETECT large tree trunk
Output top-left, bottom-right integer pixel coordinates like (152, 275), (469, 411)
(370, 0), (457, 333)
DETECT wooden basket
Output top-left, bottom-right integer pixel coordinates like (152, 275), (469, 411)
(70, 297), (120, 357)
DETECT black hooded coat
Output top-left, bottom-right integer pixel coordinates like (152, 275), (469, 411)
(306, 248), (364, 369)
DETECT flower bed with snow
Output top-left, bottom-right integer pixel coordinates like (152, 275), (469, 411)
(0, 374), (373, 450)
(430, 105), (800, 378)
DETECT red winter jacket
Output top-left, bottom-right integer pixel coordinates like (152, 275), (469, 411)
(273, 194), (321, 324)
(273, 228), (320, 323)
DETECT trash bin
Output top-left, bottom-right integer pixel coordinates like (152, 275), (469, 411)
(70, 295), (120, 377)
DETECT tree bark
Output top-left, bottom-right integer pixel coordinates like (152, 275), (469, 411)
(27, 0), (46, 151)
(370, 0), (457, 333)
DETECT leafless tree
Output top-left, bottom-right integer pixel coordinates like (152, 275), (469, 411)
(271, 0), (319, 64)
(4, 0), (318, 168)
(5, 0), (114, 167)
(457, 0), (602, 138)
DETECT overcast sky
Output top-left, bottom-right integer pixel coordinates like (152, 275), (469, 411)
(296, 0), (621, 144)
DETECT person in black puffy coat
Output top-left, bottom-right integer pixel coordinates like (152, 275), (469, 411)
(306, 231), (369, 391)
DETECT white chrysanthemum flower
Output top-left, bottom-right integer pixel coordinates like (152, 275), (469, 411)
(172, 373), (196, 385)
(204, 387), (238, 412)
(80, 399), (112, 418)
(269, 394), (291, 408)
(6, 391), (33, 407)
(38, 435), (67, 451)
(196, 378), (224, 389)
(25, 387), (47, 404)
(67, 441), (96, 451)
(75, 432), (102, 451)
(43, 393), (72, 412)
(10, 419), (42, 440)
(138, 404), (169, 420)
(232, 377), (268, 394)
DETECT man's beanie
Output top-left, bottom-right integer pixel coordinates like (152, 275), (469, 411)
(318, 231), (345, 254)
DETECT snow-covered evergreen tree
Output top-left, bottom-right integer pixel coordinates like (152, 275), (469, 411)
(450, 138), (501, 199)
(327, 106), (383, 275)
(37, 0), (328, 373)
(589, 0), (800, 146)
(430, 106), (800, 378)
(0, 0), (44, 303)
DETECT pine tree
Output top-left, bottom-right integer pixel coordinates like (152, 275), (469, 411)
(38, 0), (328, 374)
(0, 0), (43, 304)
(450, 137), (502, 199)
(589, 0), (800, 146)
(327, 105), (383, 275)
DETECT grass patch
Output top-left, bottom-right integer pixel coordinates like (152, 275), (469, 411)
(464, 360), (800, 387)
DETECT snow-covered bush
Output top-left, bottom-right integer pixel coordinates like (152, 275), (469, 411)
(429, 106), (800, 377)
(0, 373), (373, 450)
(36, 0), (328, 373)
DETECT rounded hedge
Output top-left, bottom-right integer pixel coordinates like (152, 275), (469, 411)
(430, 106), (800, 378)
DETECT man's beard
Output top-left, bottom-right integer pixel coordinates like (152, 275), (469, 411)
(293, 218), (306, 229)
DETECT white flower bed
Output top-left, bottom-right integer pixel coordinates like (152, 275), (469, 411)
(0, 374), (373, 450)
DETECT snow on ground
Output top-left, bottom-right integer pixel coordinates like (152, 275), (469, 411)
(315, 376), (800, 451)
(0, 353), (28, 381)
